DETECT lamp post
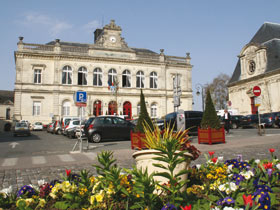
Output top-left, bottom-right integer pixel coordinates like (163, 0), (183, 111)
(195, 83), (204, 112)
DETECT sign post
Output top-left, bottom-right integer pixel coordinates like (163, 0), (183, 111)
(253, 86), (263, 135)
(72, 91), (87, 152)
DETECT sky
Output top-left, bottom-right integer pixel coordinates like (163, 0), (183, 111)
(1, 0), (280, 111)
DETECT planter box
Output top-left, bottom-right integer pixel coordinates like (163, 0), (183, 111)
(130, 131), (147, 150)
(198, 126), (225, 145)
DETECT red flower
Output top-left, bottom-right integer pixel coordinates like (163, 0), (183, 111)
(211, 157), (218, 163)
(65, 169), (71, 176)
(269, 148), (275, 153)
(263, 162), (273, 169)
(180, 204), (191, 210)
(243, 194), (253, 207)
(208, 151), (215, 156)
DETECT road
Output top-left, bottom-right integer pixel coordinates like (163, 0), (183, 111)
(0, 128), (279, 191)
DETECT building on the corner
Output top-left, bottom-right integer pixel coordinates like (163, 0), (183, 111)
(228, 22), (280, 115)
(0, 90), (14, 131)
(14, 20), (193, 124)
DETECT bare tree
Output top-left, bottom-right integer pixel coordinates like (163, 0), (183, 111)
(204, 73), (230, 110)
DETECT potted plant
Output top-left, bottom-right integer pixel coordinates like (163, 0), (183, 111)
(132, 122), (201, 193)
(130, 89), (154, 149)
(198, 90), (225, 144)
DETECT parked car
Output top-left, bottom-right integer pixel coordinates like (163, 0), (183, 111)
(220, 115), (246, 129)
(261, 112), (280, 128)
(32, 122), (43, 131)
(86, 116), (135, 143)
(47, 122), (55, 133)
(157, 111), (203, 134)
(52, 120), (62, 134)
(65, 119), (85, 138)
(83, 116), (96, 138)
(239, 114), (260, 128)
(61, 116), (80, 133)
(13, 122), (31, 137)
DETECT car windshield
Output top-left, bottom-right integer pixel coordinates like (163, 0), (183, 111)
(16, 122), (28, 127)
(35, 122), (42, 125)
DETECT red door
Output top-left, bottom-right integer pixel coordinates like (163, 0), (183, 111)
(108, 101), (117, 115)
(251, 97), (258, 114)
(123, 101), (132, 119)
(93, 100), (102, 116)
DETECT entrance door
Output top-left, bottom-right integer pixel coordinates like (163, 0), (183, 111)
(251, 97), (258, 114)
(123, 101), (132, 119)
(108, 101), (117, 115)
(93, 100), (102, 116)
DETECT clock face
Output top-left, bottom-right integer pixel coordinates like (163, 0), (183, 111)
(109, 36), (116, 43)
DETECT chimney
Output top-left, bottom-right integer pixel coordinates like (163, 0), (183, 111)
(94, 29), (103, 43)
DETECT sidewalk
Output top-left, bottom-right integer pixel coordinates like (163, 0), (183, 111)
(0, 133), (279, 192)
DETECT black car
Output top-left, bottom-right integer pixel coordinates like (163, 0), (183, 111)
(157, 111), (203, 134)
(261, 112), (280, 128)
(83, 117), (96, 138)
(220, 115), (246, 129)
(239, 114), (260, 128)
(86, 116), (135, 143)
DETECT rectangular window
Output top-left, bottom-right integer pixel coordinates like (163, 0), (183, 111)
(34, 69), (42, 84)
(33, 102), (41, 116)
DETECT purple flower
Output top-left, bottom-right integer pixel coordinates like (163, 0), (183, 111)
(232, 174), (245, 185)
(267, 169), (273, 177)
(161, 203), (177, 210)
(237, 154), (243, 162)
(224, 197), (235, 205)
(17, 185), (36, 198)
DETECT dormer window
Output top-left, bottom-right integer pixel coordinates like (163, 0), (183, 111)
(248, 60), (256, 74)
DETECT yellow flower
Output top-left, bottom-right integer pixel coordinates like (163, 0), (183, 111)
(49, 192), (57, 199)
(38, 198), (46, 207)
(95, 194), (103, 202)
(25, 198), (34, 206)
(16, 199), (26, 207)
(90, 195), (95, 205)
(90, 176), (95, 184)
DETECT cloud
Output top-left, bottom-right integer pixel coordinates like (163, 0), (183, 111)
(21, 12), (73, 37)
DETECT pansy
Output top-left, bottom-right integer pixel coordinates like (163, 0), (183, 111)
(276, 163), (280, 170)
(17, 185), (36, 198)
(161, 203), (177, 210)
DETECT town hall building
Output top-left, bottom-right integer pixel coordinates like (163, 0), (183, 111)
(228, 22), (280, 115)
(14, 20), (193, 124)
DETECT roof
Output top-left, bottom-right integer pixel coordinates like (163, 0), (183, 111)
(229, 22), (280, 85)
(0, 90), (14, 104)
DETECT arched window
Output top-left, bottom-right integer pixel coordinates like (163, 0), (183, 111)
(108, 68), (117, 86)
(136, 71), (145, 88)
(93, 68), (102, 86)
(151, 103), (157, 118)
(62, 65), (72, 84)
(78, 66), (87, 85)
(62, 101), (71, 116)
(122, 70), (131, 88)
(150, 72), (158, 89)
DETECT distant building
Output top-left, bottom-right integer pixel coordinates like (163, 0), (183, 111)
(14, 20), (193, 124)
(228, 22), (280, 115)
(0, 90), (14, 131)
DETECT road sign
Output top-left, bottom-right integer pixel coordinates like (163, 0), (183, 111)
(75, 102), (87, 107)
(75, 91), (87, 103)
(254, 97), (261, 107)
(253, 86), (261, 97)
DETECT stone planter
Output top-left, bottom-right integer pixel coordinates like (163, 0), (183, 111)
(132, 149), (192, 190)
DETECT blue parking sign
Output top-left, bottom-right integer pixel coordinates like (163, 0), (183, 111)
(76, 91), (87, 103)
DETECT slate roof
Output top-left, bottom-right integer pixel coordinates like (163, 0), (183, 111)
(229, 22), (280, 85)
(0, 90), (14, 104)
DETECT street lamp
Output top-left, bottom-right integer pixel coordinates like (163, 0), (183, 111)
(195, 83), (204, 112)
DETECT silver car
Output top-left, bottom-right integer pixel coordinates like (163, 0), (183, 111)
(13, 122), (31, 137)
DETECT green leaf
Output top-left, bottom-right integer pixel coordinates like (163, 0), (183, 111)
(54, 201), (70, 210)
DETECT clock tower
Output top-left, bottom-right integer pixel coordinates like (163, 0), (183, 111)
(94, 20), (128, 49)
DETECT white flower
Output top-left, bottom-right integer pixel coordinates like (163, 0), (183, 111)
(38, 179), (45, 186)
(0, 186), (12, 195)
(196, 164), (201, 169)
(227, 164), (233, 173)
(223, 207), (235, 210)
(240, 170), (254, 180)
(255, 159), (260, 164)
(276, 163), (280, 170)
(229, 182), (238, 191)
(218, 184), (226, 191)
(218, 156), (224, 162)
(211, 207), (220, 210)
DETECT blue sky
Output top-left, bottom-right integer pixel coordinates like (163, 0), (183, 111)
(1, 0), (280, 110)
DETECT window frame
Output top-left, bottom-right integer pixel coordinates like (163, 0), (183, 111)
(108, 68), (117, 86)
(62, 101), (71, 116)
(93, 68), (103, 86)
(136, 71), (145, 88)
(34, 69), (42, 84)
(62, 65), (73, 85)
(78, 66), (88, 85)
(33, 101), (41, 116)
(122, 69), (131, 88)
(150, 71), (158, 89)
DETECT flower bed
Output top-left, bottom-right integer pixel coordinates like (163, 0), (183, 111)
(0, 149), (279, 210)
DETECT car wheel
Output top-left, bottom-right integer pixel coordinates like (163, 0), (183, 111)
(91, 133), (101, 143)
(57, 129), (62, 135)
(232, 123), (237, 129)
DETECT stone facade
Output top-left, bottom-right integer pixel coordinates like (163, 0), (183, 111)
(14, 20), (193, 124)
(228, 22), (280, 115)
